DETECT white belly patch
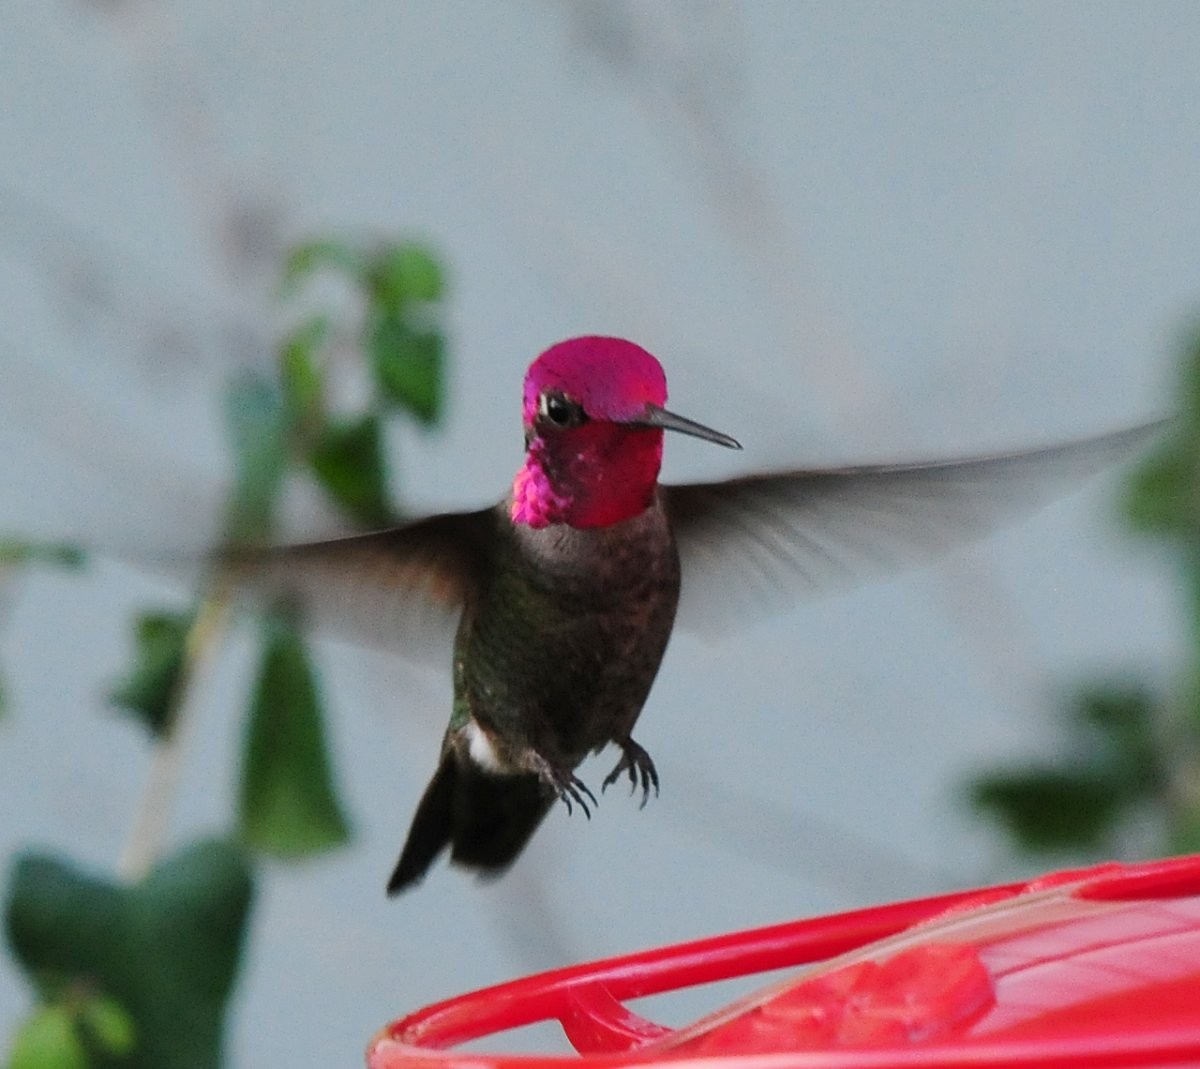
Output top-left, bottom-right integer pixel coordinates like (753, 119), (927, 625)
(464, 719), (505, 772)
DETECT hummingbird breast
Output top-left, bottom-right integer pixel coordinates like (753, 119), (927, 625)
(453, 496), (681, 771)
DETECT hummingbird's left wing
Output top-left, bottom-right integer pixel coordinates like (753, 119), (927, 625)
(219, 507), (496, 656)
(664, 418), (1168, 635)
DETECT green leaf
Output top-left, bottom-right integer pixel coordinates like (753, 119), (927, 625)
(369, 244), (445, 311)
(280, 239), (365, 294)
(969, 769), (1128, 852)
(8, 1005), (88, 1069)
(370, 314), (443, 425)
(109, 611), (192, 738)
(1176, 326), (1200, 429)
(1169, 804), (1200, 854)
(79, 994), (136, 1058)
(224, 372), (288, 545)
(1123, 438), (1200, 538)
(309, 414), (394, 527)
(1072, 682), (1164, 793)
(0, 540), (86, 570)
(1123, 328), (1200, 538)
(5, 840), (254, 1069)
(238, 614), (351, 858)
(278, 317), (328, 432)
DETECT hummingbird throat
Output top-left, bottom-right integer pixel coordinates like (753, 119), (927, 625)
(510, 426), (664, 529)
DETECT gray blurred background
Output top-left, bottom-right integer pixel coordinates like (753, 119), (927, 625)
(1, 2), (1195, 1064)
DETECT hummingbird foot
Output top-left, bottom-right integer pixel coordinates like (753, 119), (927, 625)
(601, 739), (659, 809)
(526, 752), (597, 818)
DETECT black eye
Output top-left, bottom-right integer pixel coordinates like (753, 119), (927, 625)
(538, 392), (585, 428)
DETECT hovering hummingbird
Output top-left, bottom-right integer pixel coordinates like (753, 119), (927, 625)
(235, 336), (1162, 894)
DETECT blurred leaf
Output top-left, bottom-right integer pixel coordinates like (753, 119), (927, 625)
(5, 840), (253, 1069)
(1178, 661), (1200, 735)
(224, 373), (288, 545)
(1072, 682), (1164, 793)
(8, 1005), (88, 1069)
(309, 414), (394, 527)
(278, 317), (328, 433)
(0, 540), (86, 570)
(369, 244), (445, 311)
(371, 315), (443, 425)
(238, 614), (351, 858)
(1169, 804), (1200, 854)
(79, 994), (136, 1059)
(280, 239), (365, 294)
(1124, 438), (1199, 538)
(1176, 327), (1200, 428)
(109, 611), (192, 738)
(969, 769), (1128, 852)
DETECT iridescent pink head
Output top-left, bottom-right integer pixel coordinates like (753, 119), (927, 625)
(521, 337), (668, 429)
(511, 336), (740, 529)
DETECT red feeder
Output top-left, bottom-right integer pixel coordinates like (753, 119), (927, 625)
(369, 855), (1200, 1069)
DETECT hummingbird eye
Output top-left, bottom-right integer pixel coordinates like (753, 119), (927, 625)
(538, 391), (586, 428)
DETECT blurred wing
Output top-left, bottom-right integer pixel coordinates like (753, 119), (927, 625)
(665, 419), (1168, 635)
(220, 507), (497, 658)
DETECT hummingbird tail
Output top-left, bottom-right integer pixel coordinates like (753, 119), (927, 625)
(448, 766), (555, 873)
(387, 755), (457, 895)
(387, 755), (556, 895)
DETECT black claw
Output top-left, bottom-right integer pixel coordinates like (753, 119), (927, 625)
(560, 776), (595, 820)
(531, 753), (596, 819)
(579, 779), (598, 809)
(603, 739), (659, 810)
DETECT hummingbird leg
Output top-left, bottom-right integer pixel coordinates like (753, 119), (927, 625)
(524, 751), (597, 819)
(602, 739), (659, 809)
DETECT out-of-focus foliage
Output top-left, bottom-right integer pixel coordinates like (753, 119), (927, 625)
(0, 542), (86, 571)
(238, 608), (352, 857)
(278, 318), (327, 436)
(970, 328), (1199, 858)
(971, 684), (1166, 852)
(109, 611), (195, 738)
(2, 238), (449, 1068)
(224, 376), (290, 546)
(9, 1005), (89, 1069)
(310, 414), (393, 527)
(5, 841), (253, 1069)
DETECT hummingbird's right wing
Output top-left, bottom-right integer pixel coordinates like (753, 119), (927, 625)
(664, 418), (1167, 636)
(219, 507), (496, 656)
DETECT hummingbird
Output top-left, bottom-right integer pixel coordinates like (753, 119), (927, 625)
(233, 336), (1163, 894)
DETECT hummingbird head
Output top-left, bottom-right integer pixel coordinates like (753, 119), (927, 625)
(512, 336), (740, 529)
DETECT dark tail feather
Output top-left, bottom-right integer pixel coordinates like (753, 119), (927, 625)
(386, 757), (556, 895)
(387, 756), (458, 895)
(448, 769), (555, 872)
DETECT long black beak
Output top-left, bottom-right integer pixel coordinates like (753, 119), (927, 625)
(631, 404), (742, 450)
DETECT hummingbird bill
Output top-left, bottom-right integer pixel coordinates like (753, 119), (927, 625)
(227, 336), (1165, 894)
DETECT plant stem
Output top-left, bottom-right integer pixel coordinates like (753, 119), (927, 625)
(116, 584), (232, 882)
